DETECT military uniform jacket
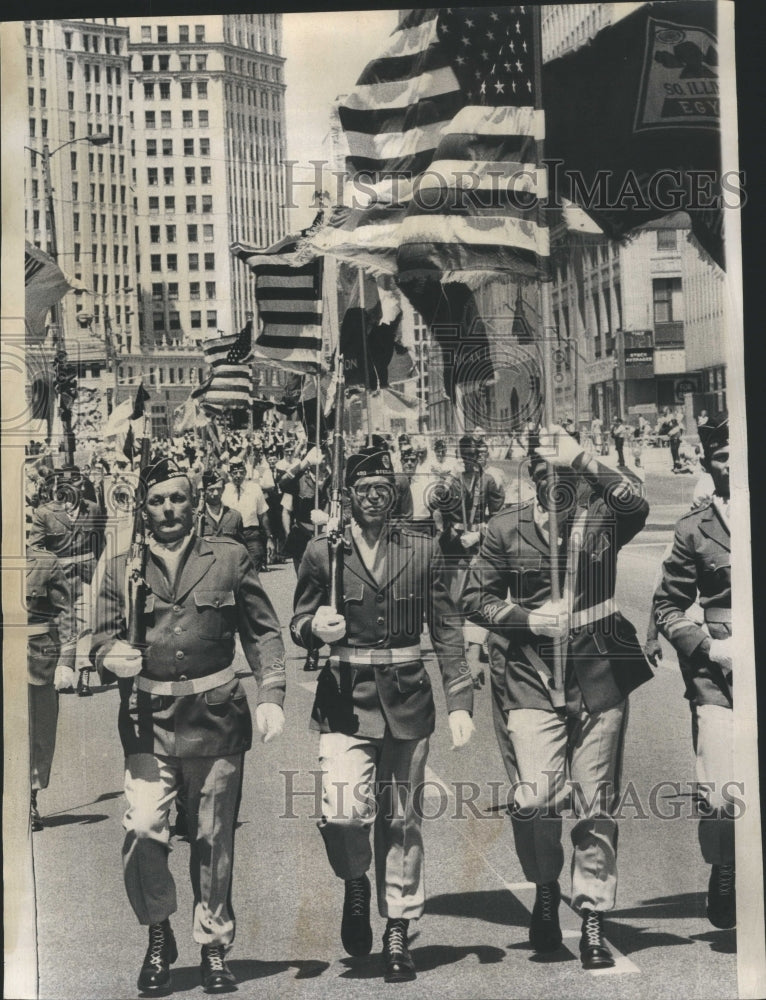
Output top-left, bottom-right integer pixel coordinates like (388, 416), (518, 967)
(291, 526), (473, 740)
(463, 462), (652, 715)
(91, 534), (286, 758)
(652, 498), (731, 707)
(197, 505), (245, 544)
(28, 498), (105, 591)
(26, 547), (77, 685)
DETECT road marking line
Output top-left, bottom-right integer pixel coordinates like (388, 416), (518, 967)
(423, 760), (642, 977)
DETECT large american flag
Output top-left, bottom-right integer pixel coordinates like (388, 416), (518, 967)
(193, 323), (254, 409)
(231, 235), (324, 371)
(323, 6), (549, 286)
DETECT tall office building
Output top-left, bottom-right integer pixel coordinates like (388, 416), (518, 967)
(24, 18), (139, 428)
(122, 13), (289, 431)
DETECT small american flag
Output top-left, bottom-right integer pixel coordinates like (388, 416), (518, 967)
(196, 323), (254, 409)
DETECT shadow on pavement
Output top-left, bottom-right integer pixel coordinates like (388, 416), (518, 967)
(38, 812), (110, 827)
(425, 889), (530, 927)
(610, 892), (706, 921)
(168, 958), (330, 991)
(338, 943), (507, 980)
(603, 919), (696, 955)
(689, 929), (737, 954)
(505, 939), (578, 964)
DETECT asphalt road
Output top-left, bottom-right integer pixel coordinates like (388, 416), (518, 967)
(30, 458), (739, 1000)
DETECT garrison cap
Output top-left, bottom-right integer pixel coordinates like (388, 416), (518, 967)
(698, 413), (728, 462)
(139, 458), (189, 494)
(345, 448), (396, 487)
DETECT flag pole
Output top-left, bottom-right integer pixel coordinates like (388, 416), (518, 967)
(358, 267), (374, 445)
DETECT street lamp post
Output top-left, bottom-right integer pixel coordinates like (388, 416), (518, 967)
(28, 132), (110, 465)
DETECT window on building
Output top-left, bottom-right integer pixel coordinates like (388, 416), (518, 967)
(204, 253), (215, 271)
(32, 209), (40, 230)
(39, 88), (46, 108)
(190, 282), (200, 300)
(157, 25), (168, 43)
(183, 109), (193, 128)
(153, 313), (164, 331)
(166, 225), (176, 243)
(147, 139), (157, 157)
(142, 55), (153, 71)
(39, 58), (45, 76)
(185, 167), (195, 184)
(28, 117), (35, 137)
(70, 151), (77, 170)
(179, 25), (189, 42)
(148, 196), (159, 214)
(150, 254), (161, 271)
(186, 195), (197, 213)
(168, 282), (179, 300)
(201, 195), (212, 213)
(69, 121), (76, 139)
(31, 179), (38, 199)
(164, 196), (175, 213)
(150, 225), (160, 243)
(167, 254), (177, 271)
(162, 139), (173, 156)
(195, 25), (205, 42)
(169, 312), (181, 331)
(161, 110), (172, 128)
(191, 310), (202, 328)
(180, 54), (191, 71)
(41, 119), (48, 137)
(657, 229), (678, 251)
(653, 277), (684, 324)
(203, 224), (214, 242)
(159, 81), (171, 100)
(163, 167), (174, 185)
(145, 111), (156, 129)
(206, 310), (217, 328)
(189, 253), (199, 271)
(141, 25), (152, 41)
(27, 57), (33, 77)
(147, 167), (158, 185)
(94, 66), (100, 83)
(66, 60), (73, 80)
(205, 281), (216, 299)
(158, 54), (170, 71)
(187, 224), (198, 242)
(200, 167), (211, 184)
(196, 55), (207, 71)
(184, 138), (194, 156)
(181, 81), (192, 99)
(197, 81), (208, 99)
(72, 181), (78, 199)
(199, 110), (209, 127)
(152, 283), (163, 300)
(144, 82), (154, 100)
(199, 138), (210, 157)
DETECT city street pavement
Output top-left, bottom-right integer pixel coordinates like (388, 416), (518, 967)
(30, 465), (739, 1000)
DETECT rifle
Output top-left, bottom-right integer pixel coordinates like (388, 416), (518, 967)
(195, 488), (207, 538)
(125, 435), (152, 651)
(327, 354), (345, 614)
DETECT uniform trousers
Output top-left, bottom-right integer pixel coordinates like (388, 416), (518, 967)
(29, 684), (58, 791)
(317, 731), (429, 920)
(123, 752), (243, 946)
(693, 702), (735, 865)
(241, 526), (266, 570)
(506, 701), (628, 913)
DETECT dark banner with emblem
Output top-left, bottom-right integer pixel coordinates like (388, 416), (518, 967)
(543, 2), (724, 269)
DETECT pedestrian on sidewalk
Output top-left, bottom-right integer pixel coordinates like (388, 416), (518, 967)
(91, 459), (286, 996)
(291, 447), (474, 984)
(463, 427), (653, 970)
(652, 414), (735, 931)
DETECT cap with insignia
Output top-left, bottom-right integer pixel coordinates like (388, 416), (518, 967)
(698, 413), (728, 462)
(202, 470), (224, 490)
(139, 458), (188, 494)
(345, 448), (396, 487)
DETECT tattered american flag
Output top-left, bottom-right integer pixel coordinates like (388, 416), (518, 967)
(324, 6), (549, 286)
(231, 236), (324, 371)
(193, 323), (254, 409)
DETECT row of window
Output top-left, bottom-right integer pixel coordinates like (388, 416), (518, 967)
(124, 365), (204, 385)
(142, 79), (208, 100)
(153, 310), (218, 331)
(150, 224), (214, 243)
(149, 253), (216, 271)
(148, 195), (213, 214)
(140, 53), (208, 71)
(146, 137), (210, 156)
(91, 273), (131, 294)
(226, 83), (281, 109)
(141, 24), (206, 43)
(152, 281), (216, 299)
(145, 109), (208, 128)
(224, 56), (281, 83)
(84, 244), (130, 265)
(147, 166), (212, 185)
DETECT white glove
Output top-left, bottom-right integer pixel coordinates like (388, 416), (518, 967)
(459, 530), (481, 549)
(708, 637), (733, 672)
(311, 606), (347, 644)
(449, 710), (475, 749)
(54, 665), (76, 691)
(254, 702), (285, 744)
(535, 424), (585, 468)
(302, 446), (322, 469)
(310, 508), (329, 526)
(103, 639), (143, 678)
(528, 600), (570, 640)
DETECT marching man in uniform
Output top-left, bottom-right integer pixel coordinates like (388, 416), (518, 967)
(91, 459), (286, 996)
(291, 447), (475, 983)
(463, 427), (652, 969)
(652, 414), (735, 929)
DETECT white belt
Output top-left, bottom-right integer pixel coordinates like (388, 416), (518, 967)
(570, 599), (617, 630)
(135, 666), (235, 697)
(330, 645), (421, 666)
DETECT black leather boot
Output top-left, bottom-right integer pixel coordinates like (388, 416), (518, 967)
(137, 919), (177, 995)
(200, 943), (237, 993)
(579, 910), (614, 970)
(707, 864), (736, 929)
(529, 881), (562, 952)
(341, 875), (372, 956)
(383, 918), (416, 983)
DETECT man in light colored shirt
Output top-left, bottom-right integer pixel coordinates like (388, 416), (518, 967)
(222, 457), (269, 571)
